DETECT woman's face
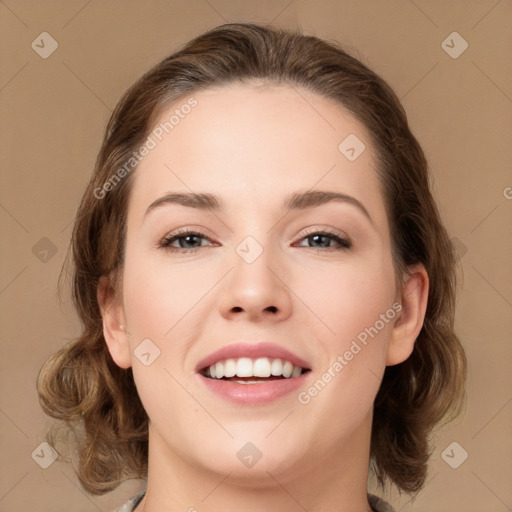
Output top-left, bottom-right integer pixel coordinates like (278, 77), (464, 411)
(105, 83), (411, 484)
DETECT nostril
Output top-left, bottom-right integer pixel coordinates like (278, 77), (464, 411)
(266, 306), (277, 313)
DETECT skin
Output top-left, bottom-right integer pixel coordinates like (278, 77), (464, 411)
(98, 83), (428, 512)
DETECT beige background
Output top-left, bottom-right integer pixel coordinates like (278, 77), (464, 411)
(1, 1), (511, 511)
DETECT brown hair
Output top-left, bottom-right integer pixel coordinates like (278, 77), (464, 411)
(37, 22), (466, 496)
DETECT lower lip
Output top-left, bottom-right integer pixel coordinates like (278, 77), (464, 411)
(198, 373), (310, 405)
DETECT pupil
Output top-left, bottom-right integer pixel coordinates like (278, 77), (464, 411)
(311, 234), (329, 247)
(181, 235), (199, 248)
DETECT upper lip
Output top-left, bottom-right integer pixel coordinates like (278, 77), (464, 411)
(195, 342), (311, 373)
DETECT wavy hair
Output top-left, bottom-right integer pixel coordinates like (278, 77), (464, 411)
(37, 22), (467, 496)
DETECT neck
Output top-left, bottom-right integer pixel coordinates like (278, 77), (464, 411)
(138, 413), (374, 512)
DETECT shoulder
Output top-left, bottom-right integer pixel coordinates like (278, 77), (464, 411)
(114, 490), (392, 512)
(368, 493), (395, 512)
(112, 490), (146, 512)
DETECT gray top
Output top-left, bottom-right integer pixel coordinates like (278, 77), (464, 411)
(114, 490), (395, 512)
(114, 491), (145, 512)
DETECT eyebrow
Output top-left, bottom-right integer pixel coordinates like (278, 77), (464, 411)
(144, 190), (373, 225)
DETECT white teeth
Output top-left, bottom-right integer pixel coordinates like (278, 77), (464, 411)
(224, 358), (236, 378)
(291, 365), (302, 378)
(236, 357), (253, 377)
(270, 358), (283, 376)
(215, 361), (224, 379)
(282, 361), (293, 378)
(253, 358), (271, 377)
(206, 357), (304, 380)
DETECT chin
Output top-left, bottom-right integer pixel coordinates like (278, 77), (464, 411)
(187, 433), (310, 486)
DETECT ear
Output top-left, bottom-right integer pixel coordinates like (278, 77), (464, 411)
(97, 274), (132, 369)
(386, 264), (429, 366)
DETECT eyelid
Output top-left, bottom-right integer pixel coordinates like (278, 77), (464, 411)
(298, 226), (349, 239)
(161, 225), (216, 240)
(297, 225), (351, 241)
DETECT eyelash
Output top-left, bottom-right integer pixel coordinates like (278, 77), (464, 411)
(159, 227), (352, 254)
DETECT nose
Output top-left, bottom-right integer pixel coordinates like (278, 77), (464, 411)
(218, 241), (293, 323)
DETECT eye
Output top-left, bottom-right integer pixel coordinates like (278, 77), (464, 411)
(159, 229), (216, 253)
(295, 229), (351, 251)
(159, 227), (352, 254)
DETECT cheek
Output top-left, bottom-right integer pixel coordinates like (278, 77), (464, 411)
(303, 256), (396, 407)
(297, 275), (396, 441)
(301, 253), (397, 347)
(121, 246), (217, 338)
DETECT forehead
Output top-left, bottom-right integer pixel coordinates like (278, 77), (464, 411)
(129, 83), (387, 226)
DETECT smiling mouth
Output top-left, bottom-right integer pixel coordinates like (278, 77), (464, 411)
(200, 356), (311, 383)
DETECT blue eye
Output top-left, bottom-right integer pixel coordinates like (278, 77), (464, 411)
(295, 230), (352, 251)
(160, 230), (213, 253)
(159, 228), (351, 253)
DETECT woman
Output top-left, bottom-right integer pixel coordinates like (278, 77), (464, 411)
(37, 22), (466, 512)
